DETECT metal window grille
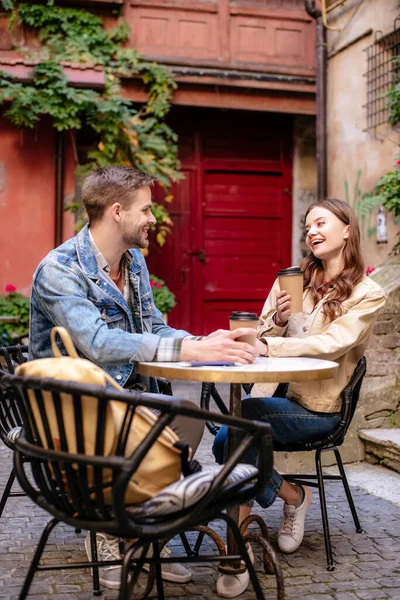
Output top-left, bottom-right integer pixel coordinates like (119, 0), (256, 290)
(364, 21), (400, 130)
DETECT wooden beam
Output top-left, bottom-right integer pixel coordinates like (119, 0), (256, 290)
(122, 79), (316, 114)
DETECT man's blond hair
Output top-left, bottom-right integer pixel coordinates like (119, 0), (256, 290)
(82, 166), (156, 223)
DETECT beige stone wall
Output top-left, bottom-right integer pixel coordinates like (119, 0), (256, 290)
(326, 0), (400, 268)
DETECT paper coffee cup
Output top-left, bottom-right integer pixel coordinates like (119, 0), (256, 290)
(229, 311), (259, 346)
(278, 267), (303, 313)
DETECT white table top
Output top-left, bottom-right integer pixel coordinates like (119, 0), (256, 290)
(137, 356), (339, 384)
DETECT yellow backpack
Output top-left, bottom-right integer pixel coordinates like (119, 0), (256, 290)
(16, 327), (187, 505)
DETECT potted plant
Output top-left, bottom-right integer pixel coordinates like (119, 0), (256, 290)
(0, 285), (30, 345)
(149, 276), (176, 323)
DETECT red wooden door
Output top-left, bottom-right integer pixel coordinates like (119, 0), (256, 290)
(191, 169), (291, 334)
(148, 109), (292, 336)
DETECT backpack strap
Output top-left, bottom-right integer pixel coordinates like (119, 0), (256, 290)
(50, 326), (124, 391)
(50, 327), (79, 358)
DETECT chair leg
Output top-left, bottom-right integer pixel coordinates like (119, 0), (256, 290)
(0, 467), (16, 517)
(89, 530), (102, 596)
(223, 513), (266, 600)
(18, 517), (59, 600)
(118, 541), (152, 600)
(179, 530), (206, 557)
(334, 448), (362, 533)
(193, 530), (206, 556)
(315, 449), (335, 571)
(152, 542), (165, 600)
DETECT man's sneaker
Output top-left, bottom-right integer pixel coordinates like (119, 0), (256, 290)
(85, 532), (123, 590)
(136, 544), (192, 583)
(278, 486), (312, 553)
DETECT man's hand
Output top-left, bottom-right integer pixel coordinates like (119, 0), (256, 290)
(275, 289), (291, 326)
(181, 328), (257, 364)
(255, 338), (268, 356)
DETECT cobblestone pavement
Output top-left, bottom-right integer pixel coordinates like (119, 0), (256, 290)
(1, 381), (400, 600)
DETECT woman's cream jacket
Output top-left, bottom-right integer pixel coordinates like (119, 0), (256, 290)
(252, 275), (386, 413)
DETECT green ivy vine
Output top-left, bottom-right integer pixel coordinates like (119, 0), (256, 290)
(387, 82), (400, 127)
(0, 0), (181, 243)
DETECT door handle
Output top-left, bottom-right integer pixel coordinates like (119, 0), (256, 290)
(187, 249), (206, 263)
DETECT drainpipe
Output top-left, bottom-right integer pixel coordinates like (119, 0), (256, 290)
(305, 0), (327, 199)
(54, 131), (65, 247)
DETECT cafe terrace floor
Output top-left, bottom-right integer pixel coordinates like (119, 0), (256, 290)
(0, 380), (399, 600)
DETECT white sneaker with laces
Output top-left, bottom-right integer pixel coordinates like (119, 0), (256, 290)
(138, 544), (192, 583)
(216, 542), (254, 598)
(278, 486), (312, 553)
(85, 532), (123, 590)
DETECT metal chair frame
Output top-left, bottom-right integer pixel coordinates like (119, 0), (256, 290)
(0, 344), (29, 517)
(200, 357), (367, 571)
(0, 373), (283, 600)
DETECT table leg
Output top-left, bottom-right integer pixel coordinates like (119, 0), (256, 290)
(217, 381), (246, 584)
(217, 383), (284, 599)
(225, 382), (243, 572)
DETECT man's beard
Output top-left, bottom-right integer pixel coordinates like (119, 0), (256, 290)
(122, 227), (149, 249)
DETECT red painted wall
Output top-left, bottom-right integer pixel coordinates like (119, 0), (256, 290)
(0, 117), (56, 296)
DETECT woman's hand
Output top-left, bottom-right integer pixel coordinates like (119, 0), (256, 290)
(275, 289), (291, 326)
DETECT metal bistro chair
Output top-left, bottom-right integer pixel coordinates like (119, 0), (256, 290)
(200, 356), (367, 571)
(1, 373), (284, 600)
(0, 344), (29, 517)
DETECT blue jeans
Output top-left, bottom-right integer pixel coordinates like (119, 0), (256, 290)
(212, 396), (341, 508)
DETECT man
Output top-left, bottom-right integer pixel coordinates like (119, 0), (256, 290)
(30, 166), (257, 589)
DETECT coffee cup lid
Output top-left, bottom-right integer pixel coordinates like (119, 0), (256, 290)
(229, 311), (259, 320)
(278, 266), (303, 276)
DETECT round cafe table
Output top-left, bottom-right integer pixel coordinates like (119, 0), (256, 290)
(137, 356), (339, 596)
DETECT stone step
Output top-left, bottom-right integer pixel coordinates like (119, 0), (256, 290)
(359, 428), (400, 473)
(325, 461), (400, 507)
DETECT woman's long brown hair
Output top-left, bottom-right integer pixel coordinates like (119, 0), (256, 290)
(300, 198), (365, 322)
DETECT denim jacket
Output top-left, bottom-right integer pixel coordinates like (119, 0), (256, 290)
(30, 224), (190, 386)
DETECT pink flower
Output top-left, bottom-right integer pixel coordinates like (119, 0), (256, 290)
(150, 280), (155, 287)
(5, 284), (16, 292)
(155, 283), (162, 289)
(366, 266), (375, 276)
(397, 160), (400, 165)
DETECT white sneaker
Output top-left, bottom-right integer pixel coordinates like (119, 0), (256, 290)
(138, 544), (192, 583)
(216, 571), (249, 598)
(224, 542), (255, 566)
(85, 533), (123, 590)
(216, 542), (253, 598)
(278, 486), (312, 553)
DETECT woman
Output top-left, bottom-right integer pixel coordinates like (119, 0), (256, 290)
(213, 198), (386, 598)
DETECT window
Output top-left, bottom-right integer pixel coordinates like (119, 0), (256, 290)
(364, 23), (400, 130)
